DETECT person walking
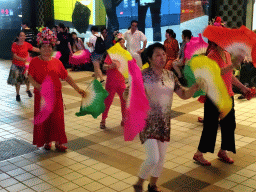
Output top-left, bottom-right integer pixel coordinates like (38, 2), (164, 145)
(87, 26), (106, 83)
(100, 33), (126, 129)
(7, 31), (40, 101)
(28, 28), (86, 151)
(133, 43), (199, 192)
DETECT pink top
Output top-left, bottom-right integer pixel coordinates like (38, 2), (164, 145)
(104, 55), (126, 89)
(207, 49), (234, 97)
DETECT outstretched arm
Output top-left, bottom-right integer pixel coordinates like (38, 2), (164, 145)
(65, 75), (86, 97)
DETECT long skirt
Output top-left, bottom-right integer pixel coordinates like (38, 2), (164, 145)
(33, 90), (67, 147)
(7, 64), (29, 85)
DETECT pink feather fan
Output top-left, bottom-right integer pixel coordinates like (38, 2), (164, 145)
(124, 59), (150, 141)
(69, 49), (91, 65)
(34, 75), (56, 125)
(184, 34), (208, 60)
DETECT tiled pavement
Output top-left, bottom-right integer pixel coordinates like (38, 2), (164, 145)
(0, 59), (256, 192)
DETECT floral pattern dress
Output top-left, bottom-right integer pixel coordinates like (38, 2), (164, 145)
(139, 68), (181, 144)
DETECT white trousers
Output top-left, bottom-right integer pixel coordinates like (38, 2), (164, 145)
(138, 139), (169, 180)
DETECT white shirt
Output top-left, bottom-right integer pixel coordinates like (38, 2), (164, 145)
(89, 33), (104, 52)
(124, 30), (147, 54)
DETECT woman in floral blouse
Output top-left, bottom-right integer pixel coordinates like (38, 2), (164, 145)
(133, 43), (199, 192)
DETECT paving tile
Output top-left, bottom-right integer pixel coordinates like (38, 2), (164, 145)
(14, 172), (35, 181)
(83, 182), (105, 191)
(31, 182), (53, 192)
(5, 183), (27, 192)
(22, 177), (44, 187)
(57, 182), (80, 192)
(0, 178), (19, 188)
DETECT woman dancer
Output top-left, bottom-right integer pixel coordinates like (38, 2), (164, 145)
(7, 31), (39, 102)
(133, 43), (199, 192)
(28, 28), (86, 151)
(100, 33), (126, 129)
(193, 40), (250, 166)
(164, 29), (179, 70)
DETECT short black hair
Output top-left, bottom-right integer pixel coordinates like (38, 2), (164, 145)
(146, 42), (166, 61)
(91, 26), (98, 32)
(58, 23), (66, 29)
(182, 30), (192, 40)
(101, 27), (107, 33)
(131, 20), (138, 26)
(166, 29), (176, 39)
(71, 32), (77, 36)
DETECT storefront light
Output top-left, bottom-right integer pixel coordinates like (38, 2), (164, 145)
(80, 0), (91, 6)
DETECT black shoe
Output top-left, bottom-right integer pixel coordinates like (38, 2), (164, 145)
(26, 90), (33, 97)
(16, 95), (21, 102)
(148, 184), (162, 192)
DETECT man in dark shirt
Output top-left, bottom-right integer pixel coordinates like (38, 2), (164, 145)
(101, 27), (113, 50)
(56, 23), (71, 68)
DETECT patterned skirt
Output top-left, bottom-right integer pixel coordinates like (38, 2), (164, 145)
(7, 64), (29, 86)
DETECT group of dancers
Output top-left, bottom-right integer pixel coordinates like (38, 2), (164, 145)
(6, 16), (253, 192)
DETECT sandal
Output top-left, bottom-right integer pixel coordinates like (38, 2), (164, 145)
(133, 184), (143, 192)
(100, 121), (106, 129)
(44, 143), (51, 150)
(55, 144), (67, 152)
(193, 153), (211, 166)
(148, 184), (162, 192)
(218, 151), (234, 164)
(198, 117), (204, 123)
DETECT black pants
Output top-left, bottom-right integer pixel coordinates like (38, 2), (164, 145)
(198, 96), (236, 154)
(138, 0), (162, 41)
(59, 50), (70, 69)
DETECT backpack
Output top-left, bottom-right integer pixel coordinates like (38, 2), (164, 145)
(94, 36), (106, 54)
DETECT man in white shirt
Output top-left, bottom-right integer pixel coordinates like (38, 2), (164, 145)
(87, 26), (105, 83)
(124, 20), (147, 68)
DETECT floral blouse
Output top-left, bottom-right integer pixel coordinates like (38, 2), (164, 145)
(139, 68), (181, 144)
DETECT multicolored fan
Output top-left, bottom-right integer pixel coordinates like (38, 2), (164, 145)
(184, 34), (208, 60)
(34, 75), (56, 125)
(76, 79), (109, 119)
(203, 25), (256, 66)
(184, 60), (205, 98)
(52, 51), (62, 59)
(69, 49), (91, 65)
(124, 59), (150, 141)
(186, 55), (232, 119)
(107, 42), (133, 79)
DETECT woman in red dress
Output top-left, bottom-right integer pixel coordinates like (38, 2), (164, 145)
(7, 31), (39, 101)
(164, 29), (179, 70)
(28, 28), (86, 151)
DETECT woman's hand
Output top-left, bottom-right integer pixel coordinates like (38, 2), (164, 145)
(112, 60), (120, 68)
(78, 89), (87, 98)
(241, 85), (250, 96)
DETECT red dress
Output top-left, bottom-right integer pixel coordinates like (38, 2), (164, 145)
(28, 57), (68, 147)
(164, 38), (179, 70)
